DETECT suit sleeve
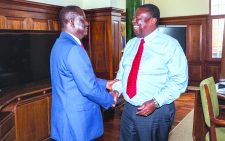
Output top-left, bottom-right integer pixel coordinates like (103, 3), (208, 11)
(96, 78), (107, 88)
(66, 46), (113, 109)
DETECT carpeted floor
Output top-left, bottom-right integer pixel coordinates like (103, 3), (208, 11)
(169, 109), (194, 141)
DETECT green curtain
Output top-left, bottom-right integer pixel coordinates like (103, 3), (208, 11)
(126, 0), (142, 42)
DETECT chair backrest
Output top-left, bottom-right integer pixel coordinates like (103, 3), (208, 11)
(200, 77), (219, 127)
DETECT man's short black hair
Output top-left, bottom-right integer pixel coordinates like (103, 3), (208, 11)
(139, 4), (160, 27)
(59, 5), (80, 29)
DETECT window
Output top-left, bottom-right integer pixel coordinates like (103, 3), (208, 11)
(212, 18), (224, 58)
(211, 0), (225, 58)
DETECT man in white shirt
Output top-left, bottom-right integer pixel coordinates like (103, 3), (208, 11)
(112, 4), (188, 141)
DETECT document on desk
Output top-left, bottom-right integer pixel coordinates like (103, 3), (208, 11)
(216, 82), (225, 95)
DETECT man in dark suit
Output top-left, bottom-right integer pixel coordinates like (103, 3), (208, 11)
(50, 5), (118, 141)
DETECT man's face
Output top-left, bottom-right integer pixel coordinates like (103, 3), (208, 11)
(132, 8), (153, 37)
(73, 11), (88, 39)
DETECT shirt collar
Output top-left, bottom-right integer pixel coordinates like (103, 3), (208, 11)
(144, 28), (159, 42)
(67, 32), (82, 46)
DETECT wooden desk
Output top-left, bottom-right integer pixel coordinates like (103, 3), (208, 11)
(190, 87), (225, 141)
(0, 85), (52, 141)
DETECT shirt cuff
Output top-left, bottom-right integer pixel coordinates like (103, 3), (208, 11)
(112, 81), (122, 96)
(152, 97), (160, 108)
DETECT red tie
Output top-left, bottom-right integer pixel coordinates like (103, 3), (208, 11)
(126, 39), (145, 99)
(81, 43), (84, 48)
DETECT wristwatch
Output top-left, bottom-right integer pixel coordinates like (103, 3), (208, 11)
(152, 98), (160, 108)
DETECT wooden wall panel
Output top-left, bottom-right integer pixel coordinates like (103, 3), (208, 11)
(33, 20), (48, 30)
(15, 96), (50, 141)
(23, 18), (34, 30)
(0, 16), (7, 29)
(52, 20), (60, 31)
(0, 0), (61, 31)
(188, 63), (202, 85)
(112, 18), (122, 78)
(86, 7), (123, 80)
(89, 20), (109, 78)
(6, 17), (24, 30)
(187, 24), (202, 61)
(205, 61), (221, 80)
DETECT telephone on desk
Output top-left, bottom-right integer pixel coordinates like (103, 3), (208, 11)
(216, 81), (225, 94)
(218, 84), (225, 89)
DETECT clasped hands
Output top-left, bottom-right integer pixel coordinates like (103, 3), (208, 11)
(106, 80), (157, 112)
(106, 79), (119, 107)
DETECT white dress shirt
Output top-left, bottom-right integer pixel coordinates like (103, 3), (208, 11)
(113, 28), (188, 106)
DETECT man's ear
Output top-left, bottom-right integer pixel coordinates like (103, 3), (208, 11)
(150, 18), (157, 25)
(69, 19), (75, 28)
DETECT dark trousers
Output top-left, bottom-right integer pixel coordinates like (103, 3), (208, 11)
(120, 101), (175, 141)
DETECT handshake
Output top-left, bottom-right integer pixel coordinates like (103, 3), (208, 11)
(106, 79), (120, 107)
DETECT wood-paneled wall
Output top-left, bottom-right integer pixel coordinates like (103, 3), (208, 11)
(85, 7), (123, 79)
(0, 0), (61, 31)
(160, 15), (221, 86)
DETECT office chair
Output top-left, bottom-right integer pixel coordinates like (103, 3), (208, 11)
(200, 77), (225, 141)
